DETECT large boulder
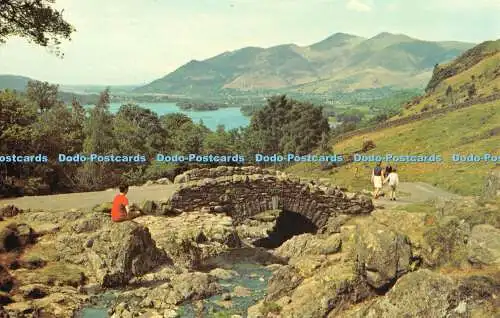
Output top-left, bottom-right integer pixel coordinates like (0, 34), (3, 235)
(275, 262), (371, 318)
(421, 217), (470, 267)
(266, 265), (304, 301)
(0, 223), (36, 252)
(347, 269), (500, 318)
(274, 233), (341, 260)
(355, 222), (412, 290)
(468, 224), (500, 265)
(134, 213), (241, 269)
(85, 221), (169, 287)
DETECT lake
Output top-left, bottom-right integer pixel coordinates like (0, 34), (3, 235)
(90, 102), (250, 131)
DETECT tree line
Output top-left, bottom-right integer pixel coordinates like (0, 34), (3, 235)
(0, 81), (330, 196)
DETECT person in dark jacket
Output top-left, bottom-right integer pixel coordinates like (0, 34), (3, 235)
(371, 161), (385, 199)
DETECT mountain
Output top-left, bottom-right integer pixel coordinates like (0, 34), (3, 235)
(0, 75), (33, 91)
(136, 32), (476, 95)
(0, 75), (101, 104)
(0, 75), (139, 95)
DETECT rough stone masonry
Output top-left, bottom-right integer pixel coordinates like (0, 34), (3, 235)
(166, 167), (374, 229)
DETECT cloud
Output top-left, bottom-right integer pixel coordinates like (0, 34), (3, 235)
(346, 0), (372, 12)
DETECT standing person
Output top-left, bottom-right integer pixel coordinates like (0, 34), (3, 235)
(385, 164), (393, 176)
(371, 161), (385, 199)
(384, 167), (399, 201)
(111, 184), (131, 222)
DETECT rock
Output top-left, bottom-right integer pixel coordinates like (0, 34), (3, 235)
(174, 174), (188, 184)
(142, 200), (158, 215)
(163, 308), (179, 318)
(209, 268), (239, 280)
(355, 222), (412, 290)
(421, 217), (470, 267)
(321, 214), (351, 234)
(266, 265), (303, 301)
(356, 270), (455, 317)
(0, 205), (22, 218)
(468, 224), (500, 265)
(143, 180), (155, 186)
(0, 267), (12, 292)
(278, 262), (371, 318)
(221, 292), (232, 300)
(19, 284), (48, 299)
(275, 233), (341, 260)
(92, 202), (113, 214)
(170, 272), (221, 303)
(0, 223), (35, 252)
(232, 286), (251, 297)
(71, 214), (107, 233)
(134, 213), (241, 269)
(156, 177), (172, 185)
(0, 291), (13, 305)
(86, 221), (170, 287)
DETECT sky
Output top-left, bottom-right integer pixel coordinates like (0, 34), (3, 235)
(0, 0), (499, 85)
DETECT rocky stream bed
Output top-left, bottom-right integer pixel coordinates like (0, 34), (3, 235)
(0, 173), (498, 318)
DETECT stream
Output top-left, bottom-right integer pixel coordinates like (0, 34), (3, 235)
(76, 262), (272, 318)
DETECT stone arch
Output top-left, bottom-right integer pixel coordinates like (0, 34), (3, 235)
(166, 171), (374, 229)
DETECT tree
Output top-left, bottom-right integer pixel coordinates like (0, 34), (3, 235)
(203, 125), (235, 154)
(78, 88), (116, 190)
(248, 95), (329, 155)
(467, 83), (477, 99)
(0, 90), (37, 154)
(445, 85), (454, 105)
(0, 0), (74, 56)
(83, 88), (115, 154)
(0, 90), (37, 183)
(113, 104), (166, 156)
(319, 132), (330, 153)
(26, 80), (59, 112)
(177, 121), (210, 154)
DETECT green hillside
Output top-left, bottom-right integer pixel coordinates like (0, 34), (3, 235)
(135, 33), (475, 95)
(394, 39), (500, 119)
(286, 40), (500, 196)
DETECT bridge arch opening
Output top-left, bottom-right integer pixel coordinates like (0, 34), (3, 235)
(252, 209), (318, 248)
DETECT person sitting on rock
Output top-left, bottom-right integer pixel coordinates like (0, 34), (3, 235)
(111, 184), (140, 222)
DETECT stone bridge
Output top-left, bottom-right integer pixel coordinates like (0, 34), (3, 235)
(166, 168), (374, 229)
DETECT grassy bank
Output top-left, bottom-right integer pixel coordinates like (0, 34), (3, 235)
(286, 100), (500, 196)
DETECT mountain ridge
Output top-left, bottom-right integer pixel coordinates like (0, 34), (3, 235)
(136, 32), (476, 95)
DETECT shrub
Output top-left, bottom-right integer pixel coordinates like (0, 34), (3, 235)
(260, 302), (282, 315)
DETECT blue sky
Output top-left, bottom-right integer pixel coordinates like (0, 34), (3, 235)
(0, 0), (499, 85)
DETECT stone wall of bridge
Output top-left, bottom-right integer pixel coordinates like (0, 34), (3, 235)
(166, 172), (374, 229)
(173, 166), (277, 183)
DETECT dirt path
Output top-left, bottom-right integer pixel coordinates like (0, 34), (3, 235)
(373, 181), (461, 207)
(0, 181), (460, 212)
(0, 184), (180, 212)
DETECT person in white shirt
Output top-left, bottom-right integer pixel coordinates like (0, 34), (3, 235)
(384, 167), (399, 201)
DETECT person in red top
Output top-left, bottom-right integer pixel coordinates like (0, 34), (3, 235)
(111, 184), (131, 222)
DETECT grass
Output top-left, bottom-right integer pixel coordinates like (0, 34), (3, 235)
(395, 51), (500, 118)
(259, 301), (282, 316)
(288, 100), (499, 196)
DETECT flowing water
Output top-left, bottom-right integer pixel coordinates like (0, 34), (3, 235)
(77, 262), (272, 318)
(177, 263), (272, 318)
